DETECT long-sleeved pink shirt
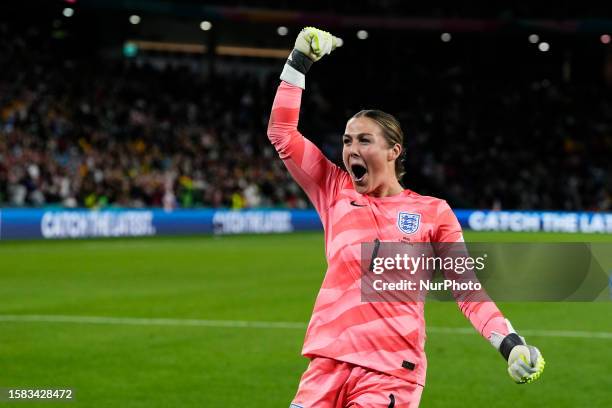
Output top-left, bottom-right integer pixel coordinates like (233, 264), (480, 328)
(267, 81), (508, 385)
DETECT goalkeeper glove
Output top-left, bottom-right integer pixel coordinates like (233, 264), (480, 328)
(280, 26), (342, 89)
(490, 319), (545, 384)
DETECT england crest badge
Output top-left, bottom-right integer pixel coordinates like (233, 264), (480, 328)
(397, 212), (421, 234)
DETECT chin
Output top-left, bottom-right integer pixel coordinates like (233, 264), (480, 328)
(353, 182), (370, 194)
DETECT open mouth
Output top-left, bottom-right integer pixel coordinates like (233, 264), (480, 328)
(351, 164), (368, 182)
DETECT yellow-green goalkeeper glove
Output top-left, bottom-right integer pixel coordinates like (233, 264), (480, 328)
(280, 26), (342, 89)
(490, 319), (546, 384)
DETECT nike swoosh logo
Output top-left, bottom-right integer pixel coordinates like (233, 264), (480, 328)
(350, 200), (368, 207)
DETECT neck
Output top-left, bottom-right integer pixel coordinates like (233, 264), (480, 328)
(369, 179), (404, 198)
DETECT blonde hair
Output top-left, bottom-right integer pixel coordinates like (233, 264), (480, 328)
(352, 110), (406, 180)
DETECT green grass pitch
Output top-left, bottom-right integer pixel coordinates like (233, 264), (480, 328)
(0, 231), (611, 407)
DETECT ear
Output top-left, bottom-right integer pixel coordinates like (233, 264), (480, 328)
(388, 143), (402, 162)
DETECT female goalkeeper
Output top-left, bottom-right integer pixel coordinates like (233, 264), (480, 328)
(268, 27), (545, 408)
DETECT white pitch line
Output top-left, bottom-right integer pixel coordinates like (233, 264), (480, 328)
(0, 315), (306, 330)
(0, 314), (611, 340)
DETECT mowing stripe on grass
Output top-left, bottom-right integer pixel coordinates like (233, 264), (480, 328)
(0, 314), (611, 340)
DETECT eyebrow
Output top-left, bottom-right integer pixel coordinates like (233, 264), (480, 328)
(343, 133), (374, 138)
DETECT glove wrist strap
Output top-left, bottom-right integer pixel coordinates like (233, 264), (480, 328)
(280, 50), (313, 89)
(500, 333), (524, 361)
(287, 49), (313, 74)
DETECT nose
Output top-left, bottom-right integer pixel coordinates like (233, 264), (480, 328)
(348, 143), (360, 157)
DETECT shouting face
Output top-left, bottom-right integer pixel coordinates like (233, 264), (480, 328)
(342, 116), (402, 195)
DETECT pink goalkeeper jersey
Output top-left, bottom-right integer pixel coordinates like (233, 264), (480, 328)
(267, 81), (509, 386)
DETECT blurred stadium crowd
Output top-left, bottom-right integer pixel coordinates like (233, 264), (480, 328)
(0, 17), (610, 211)
(0, 21), (305, 209)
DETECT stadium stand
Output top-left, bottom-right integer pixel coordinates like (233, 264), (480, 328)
(1, 6), (610, 211)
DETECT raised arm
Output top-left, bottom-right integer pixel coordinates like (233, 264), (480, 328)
(267, 28), (347, 214)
